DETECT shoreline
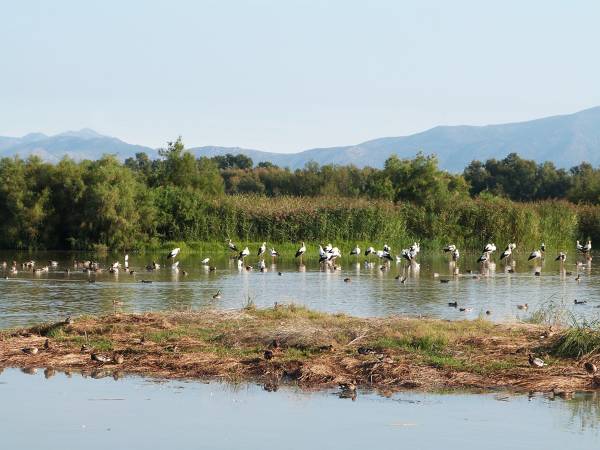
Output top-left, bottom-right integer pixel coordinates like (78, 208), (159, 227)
(1, 305), (598, 394)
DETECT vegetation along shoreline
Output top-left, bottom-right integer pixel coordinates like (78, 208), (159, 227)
(2, 305), (600, 395)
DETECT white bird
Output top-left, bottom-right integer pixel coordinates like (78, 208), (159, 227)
(257, 242), (266, 258)
(258, 259), (266, 271)
(323, 243), (333, 253)
(238, 247), (250, 260)
(528, 250), (542, 261)
(270, 248), (279, 258)
(167, 248), (180, 259)
(227, 239), (238, 252)
(350, 245), (361, 257)
(555, 252), (566, 262)
(541, 243), (546, 253)
(171, 261), (180, 269)
(577, 240), (584, 252)
(295, 242), (306, 259)
(528, 354), (545, 368)
(584, 240), (592, 253)
(452, 248), (460, 261)
(483, 243), (496, 253)
(410, 242), (420, 254)
(500, 246), (512, 260)
(365, 246), (375, 256)
(443, 244), (456, 253)
(328, 247), (342, 261)
(477, 253), (489, 264)
(383, 244), (391, 253)
(201, 257), (210, 265)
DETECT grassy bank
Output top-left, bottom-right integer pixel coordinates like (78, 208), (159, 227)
(2, 305), (599, 393)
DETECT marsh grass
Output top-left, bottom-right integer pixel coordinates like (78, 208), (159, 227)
(551, 318), (600, 358)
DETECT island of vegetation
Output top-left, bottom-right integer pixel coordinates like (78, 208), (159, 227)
(2, 305), (599, 394)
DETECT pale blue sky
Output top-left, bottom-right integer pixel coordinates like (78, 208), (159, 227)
(1, 0), (599, 152)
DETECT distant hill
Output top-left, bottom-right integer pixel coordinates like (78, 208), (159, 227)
(0, 128), (155, 162)
(190, 106), (600, 171)
(2, 106), (600, 171)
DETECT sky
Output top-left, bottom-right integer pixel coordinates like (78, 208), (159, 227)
(1, 0), (599, 152)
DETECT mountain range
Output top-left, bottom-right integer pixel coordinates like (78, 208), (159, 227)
(2, 106), (600, 172)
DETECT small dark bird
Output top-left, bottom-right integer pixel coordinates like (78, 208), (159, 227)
(64, 316), (74, 325)
(212, 290), (222, 299)
(574, 299), (587, 305)
(575, 274), (581, 282)
(344, 278), (351, 283)
(440, 279), (450, 283)
(21, 347), (38, 355)
(209, 266), (217, 272)
(584, 362), (598, 374)
(448, 301), (458, 307)
(80, 344), (92, 352)
(485, 310), (491, 315)
(534, 271), (541, 276)
(278, 272), (282, 276)
(264, 349), (274, 360)
(357, 347), (376, 355)
(43, 338), (50, 350)
(141, 280), (153, 284)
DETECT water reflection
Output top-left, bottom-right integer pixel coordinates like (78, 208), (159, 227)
(0, 250), (599, 328)
(0, 368), (599, 450)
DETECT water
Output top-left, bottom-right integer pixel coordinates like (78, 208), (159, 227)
(0, 250), (598, 328)
(0, 368), (598, 449)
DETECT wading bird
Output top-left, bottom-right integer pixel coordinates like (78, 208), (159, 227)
(483, 243), (497, 254)
(350, 245), (361, 258)
(201, 257), (210, 265)
(167, 248), (180, 259)
(528, 249), (542, 261)
(452, 248), (460, 262)
(238, 247), (250, 260)
(257, 242), (266, 258)
(443, 244), (456, 253)
(555, 252), (567, 262)
(270, 248), (279, 261)
(227, 239), (238, 252)
(295, 242), (306, 263)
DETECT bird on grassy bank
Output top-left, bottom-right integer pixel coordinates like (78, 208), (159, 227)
(528, 354), (545, 368)
(584, 362), (598, 374)
(167, 248), (180, 259)
(91, 353), (112, 363)
(257, 242), (266, 258)
(21, 347), (38, 355)
(528, 250), (542, 261)
(227, 239), (238, 252)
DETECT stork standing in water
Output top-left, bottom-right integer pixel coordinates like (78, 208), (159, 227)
(295, 242), (306, 264)
(238, 247), (250, 261)
(227, 239), (238, 253)
(555, 252), (567, 263)
(443, 244), (456, 253)
(452, 248), (460, 262)
(124, 254), (129, 269)
(499, 244), (513, 263)
(257, 242), (266, 259)
(528, 249), (543, 261)
(350, 245), (361, 260)
(270, 248), (279, 263)
(167, 248), (180, 259)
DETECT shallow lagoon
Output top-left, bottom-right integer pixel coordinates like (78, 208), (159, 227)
(0, 250), (597, 328)
(0, 368), (598, 450)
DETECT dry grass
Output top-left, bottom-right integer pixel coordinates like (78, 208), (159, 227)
(0, 305), (598, 393)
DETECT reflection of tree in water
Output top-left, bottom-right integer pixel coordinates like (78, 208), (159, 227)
(561, 392), (600, 432)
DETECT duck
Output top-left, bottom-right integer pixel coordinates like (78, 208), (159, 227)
(91, 353), (111, 363)
(21, 347), (38, 355)
(528, 354), (545, 368)
(584, 362), (598, 374)
(212, 290), (222, 299)
(517, 303), (528, 310)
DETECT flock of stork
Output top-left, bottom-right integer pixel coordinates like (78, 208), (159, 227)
(0, 238), (593, 279)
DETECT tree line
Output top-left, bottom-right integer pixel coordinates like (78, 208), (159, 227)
(1, 137), (600, 250)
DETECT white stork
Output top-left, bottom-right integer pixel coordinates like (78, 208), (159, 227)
(295, 242), (306, 262)
(257, 242), (266, 258)
(167, 248), (180, 259)
(350, 245), (361, 258)
(452, 248), (460, 262)
(443, 244), (456, 253)
(201, 257), (210, 265)
(227, 239), (238, 252)
(555, 252), (566, 262)
(238, 247), (250, 260)
(528, 249), (542, 261)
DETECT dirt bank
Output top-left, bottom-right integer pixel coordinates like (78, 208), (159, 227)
(0, 305), (598, 394)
